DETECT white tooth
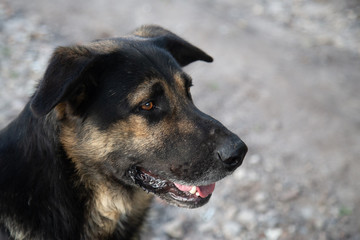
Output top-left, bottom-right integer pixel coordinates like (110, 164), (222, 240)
(189, 186), (197, 194)
(196, 192), (200, 196)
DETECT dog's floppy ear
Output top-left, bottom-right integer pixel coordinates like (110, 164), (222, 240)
(133, 25), (213, 67)
(30, 46), (96, 117)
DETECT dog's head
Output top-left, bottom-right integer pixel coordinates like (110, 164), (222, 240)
(30, 25), (247, 208)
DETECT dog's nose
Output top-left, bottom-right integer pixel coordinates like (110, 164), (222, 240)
(217, 140), (247, 171)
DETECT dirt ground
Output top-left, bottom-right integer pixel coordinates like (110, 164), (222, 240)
(1, 0), (359, 239)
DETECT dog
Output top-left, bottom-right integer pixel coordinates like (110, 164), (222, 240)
(0, 25), (247, 240)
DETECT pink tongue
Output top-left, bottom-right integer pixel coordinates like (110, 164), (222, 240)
(196, 184), (216, 198)
(174, 183), (193, 192)
(174, 183), (216, 198)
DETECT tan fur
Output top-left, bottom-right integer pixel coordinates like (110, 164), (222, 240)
(54, 103), (67, 120)
(85, 40), (123, 54)
(127, 79), (163, 107)
(84, 184), (151, 239)
(2, 218), (33, 240)
(60, 115), (167, 163)
(53, 46), (93, 63)
(173, 72), (186, 91)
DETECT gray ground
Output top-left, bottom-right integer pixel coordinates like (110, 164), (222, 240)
(1, 0), (360, 239)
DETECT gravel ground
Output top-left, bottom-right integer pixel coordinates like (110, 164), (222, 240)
(1, 0), (360, 239)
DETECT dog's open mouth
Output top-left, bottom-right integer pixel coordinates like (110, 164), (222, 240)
(128, 166), (215, 208)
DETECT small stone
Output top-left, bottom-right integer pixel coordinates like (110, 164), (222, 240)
(201, 207), (216, 222)
(249, 154), (261, 165)
(225, 206), (237, 220)
(254, 192), (266, 203)
(252, 4), (264, 16)
(233, 168), (246, 180)
(280, 186), (301, 201)
(265, 228), (283, 240)
(314, 216), (325, 229)
(270, 120), (282, 130)
(163, 219), (184, 239)
(198, 220), (215, 233)
(268, 2), (284, 15)
(258, 210), (280, 228)
(222, 221), (242, 238)
(247, 170), (259, 182)
(256, 203), (267, 213)
(237, 210), (256, 229)
(300, 206), (314, 219)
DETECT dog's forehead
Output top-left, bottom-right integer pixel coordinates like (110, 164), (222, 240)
(126, 71), (191, 106)
(94, 38), (190, 98)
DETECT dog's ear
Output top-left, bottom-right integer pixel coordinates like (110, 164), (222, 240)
(30, 46), (96, 117)
(133, 25), (213, 67)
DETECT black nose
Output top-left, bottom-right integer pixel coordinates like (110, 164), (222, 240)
(217, 140), (247, 171)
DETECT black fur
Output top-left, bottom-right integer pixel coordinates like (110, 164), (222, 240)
(0, 25), (247, 240)
(0, 106), (86, 239)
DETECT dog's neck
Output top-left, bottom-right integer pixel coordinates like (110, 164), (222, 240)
(84, 183), (152, 239)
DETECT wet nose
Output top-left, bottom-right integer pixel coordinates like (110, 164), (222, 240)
(217, 140), (248, 171)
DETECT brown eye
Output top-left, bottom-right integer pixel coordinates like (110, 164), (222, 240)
(141, 101), (154, 111)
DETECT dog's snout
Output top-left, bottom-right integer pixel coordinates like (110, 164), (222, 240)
(217, 140), (247, 171)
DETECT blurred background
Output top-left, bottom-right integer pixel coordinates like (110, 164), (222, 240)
(1, 0), (359, 239)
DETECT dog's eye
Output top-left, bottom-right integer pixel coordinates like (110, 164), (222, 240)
(141, 101), (155, 111)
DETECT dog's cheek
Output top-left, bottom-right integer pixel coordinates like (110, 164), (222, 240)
(117, 115), (168, 154)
